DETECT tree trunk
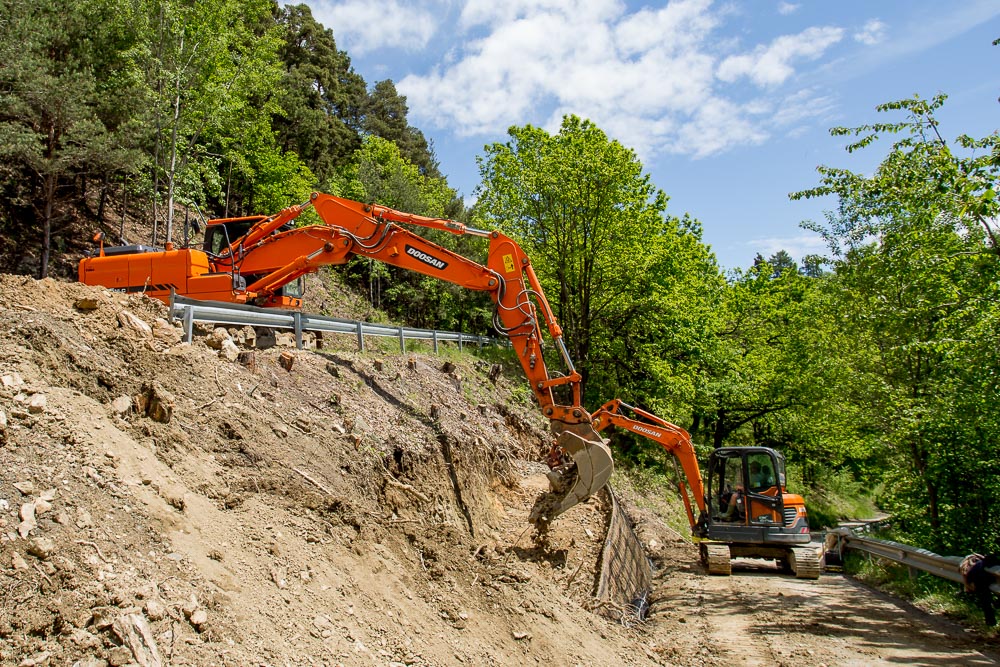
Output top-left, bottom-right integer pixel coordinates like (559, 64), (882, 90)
(120, 174), (128, 242)
(97, 174), (108, 221)
(713, 410), (727, 449)
(224, 159), (232, 218)
(40, 174), (55, 279)
(165, 40), (183, 245)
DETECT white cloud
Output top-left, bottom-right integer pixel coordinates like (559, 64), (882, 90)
(303, 0), (439, 55)
(460, 0), (624, 30)
(854, 19), (886, 46)
(777, 2), (799, 16)
(308, 0), (855, 160)
(820, 1), (1000, 82)
(771, 88), (838, 127)
(671, 98), (769, 158)
(716, 26), (844, 87)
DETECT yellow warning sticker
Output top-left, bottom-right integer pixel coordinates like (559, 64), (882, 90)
(503, 254), (516, 273)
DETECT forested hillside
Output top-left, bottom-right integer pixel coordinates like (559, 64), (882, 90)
(0, 0), (998, 559)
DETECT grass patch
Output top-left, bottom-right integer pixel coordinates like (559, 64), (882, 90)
(612, 462), (695, 539)
(799, 468), (880, 529)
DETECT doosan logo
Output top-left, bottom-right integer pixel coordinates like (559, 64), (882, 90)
(633, 425), (662, 438)
(405, 245), (447, 270)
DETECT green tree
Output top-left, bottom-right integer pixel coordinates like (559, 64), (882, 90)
(139, 0), (304, 239)
(799, 254), (827, 278)
(792, 94), (1000, 552)
(696, 265), (830, 449)
(273, 4), (366, 188)
(0, 0), (142, 277)
(475, 115), (718, 413)
(363, 80), (440, 179)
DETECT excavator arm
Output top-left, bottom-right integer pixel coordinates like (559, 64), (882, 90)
(224, 194), (586, 420)
(591, 399), (708, 536)
(80, 192), (613, 522)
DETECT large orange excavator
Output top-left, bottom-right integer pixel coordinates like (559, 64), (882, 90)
(591, 400), (820, 578)
(79, 192), (613, 523)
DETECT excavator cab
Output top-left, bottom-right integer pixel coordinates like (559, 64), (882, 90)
(202, 216), (265, 256)
(699, 446), (817, 578)
(202, 216), (304, 307)
(705, 447), (808, 544)
(705, 447), (809, 544)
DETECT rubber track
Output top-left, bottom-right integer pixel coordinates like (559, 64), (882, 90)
(790, 546), (821, 579)
(705, 543), (732, 576)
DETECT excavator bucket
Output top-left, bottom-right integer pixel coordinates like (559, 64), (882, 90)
(529, 428), (614, 524)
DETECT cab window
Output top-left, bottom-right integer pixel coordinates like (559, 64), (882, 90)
(747, 453), (776, 491)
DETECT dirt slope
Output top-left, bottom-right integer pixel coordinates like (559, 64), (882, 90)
(0, 276), (632, 666)
(0, 275), (997, 667)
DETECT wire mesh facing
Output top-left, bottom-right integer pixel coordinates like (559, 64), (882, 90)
(594, 485), (652, 625)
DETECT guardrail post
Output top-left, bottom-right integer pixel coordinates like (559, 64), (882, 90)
(477, 335), (483, 350)
(432, 330), (438, 354)
(293, 312), (303, 350)
(458, 335), (463, 352)
(356, 321), (365, 352)
(398, 326), (405, 353)
(183, 306), (194, 343)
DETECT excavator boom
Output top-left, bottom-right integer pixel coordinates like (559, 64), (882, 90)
(592, 399), (708, 533)
(79, 192), (613, 522)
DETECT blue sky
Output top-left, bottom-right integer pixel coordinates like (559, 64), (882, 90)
(298, 0), (1000, 270)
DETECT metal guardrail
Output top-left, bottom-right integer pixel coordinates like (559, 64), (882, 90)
(168, 293), (504, 353)
(830, 528), (1000, 594)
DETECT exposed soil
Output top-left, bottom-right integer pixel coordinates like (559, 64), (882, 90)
(0, 275), (997, 667)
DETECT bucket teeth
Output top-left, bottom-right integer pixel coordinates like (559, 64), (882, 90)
(529, 429), (613, 524)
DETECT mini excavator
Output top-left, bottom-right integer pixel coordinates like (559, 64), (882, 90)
(592, 400), (820, 578)
(79, 192), (613, 523)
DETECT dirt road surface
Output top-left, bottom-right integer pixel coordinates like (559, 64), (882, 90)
(633, 520), (999, 667)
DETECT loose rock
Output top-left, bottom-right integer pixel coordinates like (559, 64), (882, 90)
(34, 498), (52, 515)
(152, 318), (183, 345)
(18, 651), (50, 667)
(113, 612), (162, 667)
(27, 536), (58, 560)
(110, 395), (133, 415)
(219, 338), (240, 362)
(118, 310), (153, 337)
(135, 382), (174, 424)
(144, 599), (166, 622)
(18, 502), (37, 538)
(189, 609), (208, 631)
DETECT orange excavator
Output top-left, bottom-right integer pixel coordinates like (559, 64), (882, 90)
(592, 400), (820, 578)
(79, 192), (613, 522)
